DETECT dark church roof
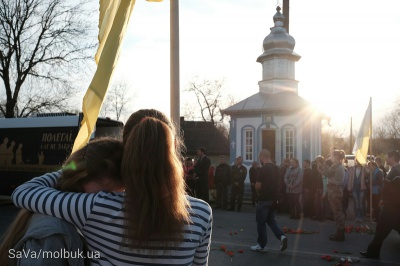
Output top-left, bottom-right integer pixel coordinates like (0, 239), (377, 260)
(180, 117), (230, 155)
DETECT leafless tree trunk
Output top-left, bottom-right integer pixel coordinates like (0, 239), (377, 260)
(375, 97), (400, 139)
(185, 78), (225, 125)
(0, 0), (96, 118)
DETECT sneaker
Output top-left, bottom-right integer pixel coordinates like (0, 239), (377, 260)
(251, 244), (267, 252)
(280, 235), (288, 251)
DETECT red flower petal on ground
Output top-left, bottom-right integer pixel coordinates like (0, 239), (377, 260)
(220, 245), (226, 251)
(227, 251), (234, 257)
(237, 250), (244, 253)
(325, 255), (332, 261)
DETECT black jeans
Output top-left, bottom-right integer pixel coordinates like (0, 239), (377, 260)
(367, 205), (400, 255)
(289, 193), (301, 218)
(215, 182), (228, 208)
(303, 190), (315, 217)
(195, 177), (209, 203)
(230, 184), (244, 210)
(256, 201), (285, 248)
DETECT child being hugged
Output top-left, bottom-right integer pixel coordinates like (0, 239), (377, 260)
(0, 137), (124, 266)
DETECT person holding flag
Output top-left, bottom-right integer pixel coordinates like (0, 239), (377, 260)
(352, 98), (375, 223)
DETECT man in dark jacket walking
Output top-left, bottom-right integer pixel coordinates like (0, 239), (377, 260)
(251, 149), (287, 252)
(214, 155), (231, 209)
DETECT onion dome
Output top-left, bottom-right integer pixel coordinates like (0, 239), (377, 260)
(257, 6), (300, 62)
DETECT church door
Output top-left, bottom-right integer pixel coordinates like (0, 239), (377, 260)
(262, 130), (276, 162)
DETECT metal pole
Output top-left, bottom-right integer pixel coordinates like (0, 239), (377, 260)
(282, 0), (289, 33)
(350, 117), (353, 154)
(369, 97), (373, 223)
(170, 0), (180, 130)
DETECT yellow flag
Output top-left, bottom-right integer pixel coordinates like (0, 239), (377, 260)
(352, 98), (372, 166)
(72, 0), (136, 153)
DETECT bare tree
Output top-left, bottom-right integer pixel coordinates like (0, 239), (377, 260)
(0, 0), (96, 118)
(373, 125), (387, 139)
(383, 111), (400, 138)
(100, 80), (134, 121)
(182, 102), (197, 121)
(321, 127), (351, 156)
(375, 97), (400, 139)
(185, 78), (226, 125)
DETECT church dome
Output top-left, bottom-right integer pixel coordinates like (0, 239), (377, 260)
(257, 6), (299, 62)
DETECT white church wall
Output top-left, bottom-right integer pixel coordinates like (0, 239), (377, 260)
(235, 116), (262, 163)
(274, 114), (304, 162)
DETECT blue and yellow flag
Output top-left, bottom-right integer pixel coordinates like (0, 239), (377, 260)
(72, 0), (136, 153)
(352, 98), (372, 166)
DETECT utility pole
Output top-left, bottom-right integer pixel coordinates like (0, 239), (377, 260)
(282, 0), (289, 33)
(170, 0), (180, 130)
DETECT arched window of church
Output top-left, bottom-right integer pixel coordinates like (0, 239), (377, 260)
(283, 128), (295, 159)
(244, 128), (254, 161)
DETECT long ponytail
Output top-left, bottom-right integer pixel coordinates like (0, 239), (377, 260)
(122, 117), (190, 247)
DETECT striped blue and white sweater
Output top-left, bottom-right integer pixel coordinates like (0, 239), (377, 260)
(12, 171), (212, 266)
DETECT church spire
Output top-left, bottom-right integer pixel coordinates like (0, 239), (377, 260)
(256, 6), (300, 94)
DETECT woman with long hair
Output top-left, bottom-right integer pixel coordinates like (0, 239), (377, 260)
(284, 158), (303, 219)
(11, 109), (212, 265)
(1, 137), (124, 265)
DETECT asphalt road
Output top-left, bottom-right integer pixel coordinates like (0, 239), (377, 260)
(1, 200), (399, 266)
(208, 204), (400, 266)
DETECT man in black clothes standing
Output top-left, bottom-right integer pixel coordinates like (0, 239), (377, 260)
(194, 147), (211, 203)
(277, 159), (290, 213)
(302, 160), (314, 218)
(214, 155), (231, 209)
(361, 150), (400, 259)
(251, 149), (287, 252)
(229, 156), (247, 212)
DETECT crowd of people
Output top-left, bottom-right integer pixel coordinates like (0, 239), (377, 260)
(183, 145), (400, 258)
(184, 153), (248, 212)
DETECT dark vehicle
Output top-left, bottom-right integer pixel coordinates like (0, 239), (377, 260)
(0, 113), (123, 195)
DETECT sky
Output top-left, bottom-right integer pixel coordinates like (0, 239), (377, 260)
(90, 0), (400, 134)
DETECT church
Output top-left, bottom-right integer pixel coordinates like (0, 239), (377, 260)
(223, 6), (326, 169)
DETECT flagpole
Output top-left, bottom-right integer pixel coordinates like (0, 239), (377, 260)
(350, 117), (353, 154)
(170, 0), (180, 130)
(369, 97), (373, 223)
